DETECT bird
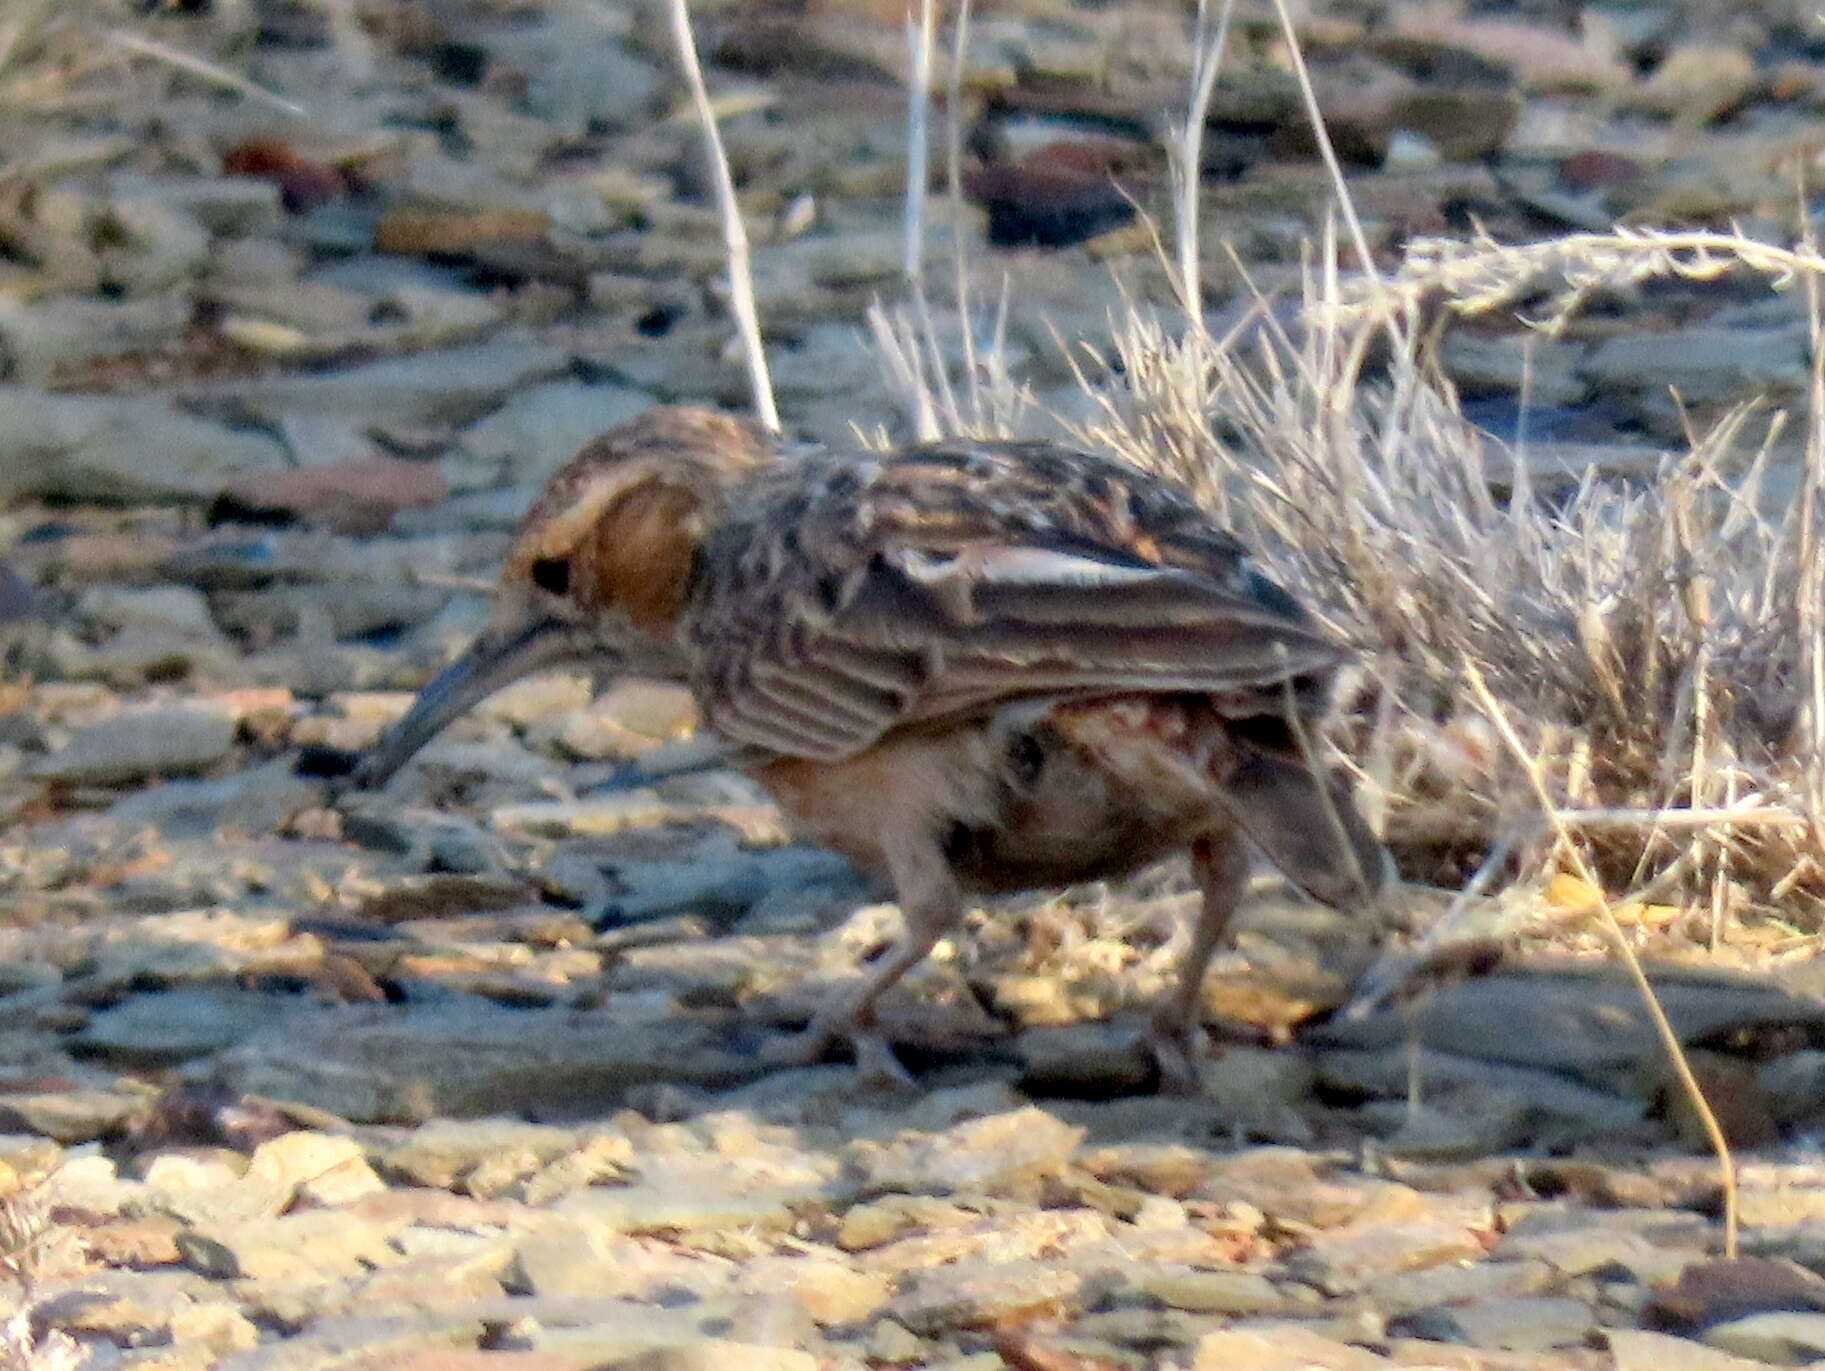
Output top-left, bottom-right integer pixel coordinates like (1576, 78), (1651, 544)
(342, 404), (1390, 1092)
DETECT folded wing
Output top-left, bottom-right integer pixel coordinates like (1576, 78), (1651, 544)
(698, 538), (1346, 762)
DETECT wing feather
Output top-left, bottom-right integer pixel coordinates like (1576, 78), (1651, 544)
(700, 539), (1342, 762)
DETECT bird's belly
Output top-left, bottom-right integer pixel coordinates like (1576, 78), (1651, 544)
(751, 693), (1236, 894)
(947, 698), (1226, 891)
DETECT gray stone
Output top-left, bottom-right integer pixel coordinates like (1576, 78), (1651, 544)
(183, 340), (570, 429)
(0, 290), (193, 383)
(1308, 962), (1825, 1093)
(449, 380), (654, 491)
(213, 279), (372, 336)
(1015, 1020), (1153, 1096)
(769, 321), (890, 400)
(275, 413), (389, 469)
(179, 1210), (397, 1281)
(385, 1117), (584, 1190)
(1112, 1267), (1291, 1315)
(1582, 325), (1811, 407)
(107, 759), (322, 839)
(213, 1313), (482, 1370)
(35, 704), (237, 784)
(1609, 1329), (1774, 1371)
(1440, 330), (1589, 406)
(486, 11), (664, 131)
(215, 583), (453, 643)
(373, 283), (505, 349)
(76, 586), (221, 641)
(73, 988), (288, 1067)
(46, 625), (237, 686)
(858, 1107), (1084, 1197)
(1701, 1310), (1825, 1364)
(209, 238), (304, 288)
(0, 1089), (142, 1143)
(98, 192), (211, 294)
(212, 999), (768, 1122)
(506, 1313), (800, 1368)
(1402, 1294), (1595, 1350)
(109, 172), (285, 236)
(1361, 1257), (1554, 1316)
(0, 388), (288, 501)
(890, 1259), (1088, 1335)
(616, 1344), (818, 1371)
(598, 831), (869, 926)
(1197, 1046), (1316, 1110)
(1321, 1047), (1646, 1151)
(391, 482), (539, 536)
(554, 1173), (832, 1235)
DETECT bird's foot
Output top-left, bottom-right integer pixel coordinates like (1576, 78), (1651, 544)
(761, 1018), (917, 1088)
(1147, 1015), (1211, 1097)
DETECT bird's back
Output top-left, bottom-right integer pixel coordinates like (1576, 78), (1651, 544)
(683, 437), (1344, 764)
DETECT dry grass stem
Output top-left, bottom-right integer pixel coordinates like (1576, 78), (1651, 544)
(899, 0), (944, 442)
(101, 28), (305, 116)
(1331, 228), (1825, 335)
(1463, 661), (1739, 1259)
(943, 0), (980, 423)
(1265, 0), (1378, 284)
(1061, 223), (1825, 932)
(1172, 0), (1237, 329)
(664, 0), (780, 434)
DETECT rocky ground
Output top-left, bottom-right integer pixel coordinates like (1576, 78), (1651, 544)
(7, 0), (1825, 1367)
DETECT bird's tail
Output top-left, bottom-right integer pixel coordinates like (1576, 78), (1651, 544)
(1216, 745), (1392, 908)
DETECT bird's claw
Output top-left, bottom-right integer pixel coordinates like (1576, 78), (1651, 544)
(762, 1020), (917, 1087)
(1147, 1018), (1210, 1097)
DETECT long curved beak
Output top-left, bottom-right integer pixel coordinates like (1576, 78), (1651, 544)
(347, 615), (600, 791)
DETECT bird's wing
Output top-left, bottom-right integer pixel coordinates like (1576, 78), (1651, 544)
(697, 539), (1346, 762)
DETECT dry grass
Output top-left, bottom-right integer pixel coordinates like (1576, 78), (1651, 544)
(1068, 232), (1825, 946)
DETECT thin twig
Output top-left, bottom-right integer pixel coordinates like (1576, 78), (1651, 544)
(943, 0), (979, 428)
(1172, 0), (1237, 330)
(102, 29), (307, 116)
(901, 0), (947, 439)
(1464, 659), (1738, 1260)
(1263, 0), (1377, 283)
(903, 0), (934, 292)
(664, 0), (780, 434)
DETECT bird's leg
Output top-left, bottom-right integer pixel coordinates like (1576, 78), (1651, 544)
(1149, 828), (1250, 1096)
(766, 840), (965, 1085)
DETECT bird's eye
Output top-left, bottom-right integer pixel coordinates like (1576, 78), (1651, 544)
(530, 557), (571, 595)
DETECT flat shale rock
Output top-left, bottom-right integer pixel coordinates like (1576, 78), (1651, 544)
(855, 1106), (1086, 1197)
(0, 388), (289, 502)
(34, 704), (237, 784)
(1309, 962), (1825, 1093)
(183, 340), (571, 428)
(212, 1000), (767, 1122)
(1189, 1325), (1391, 1370)
(449, 380), (655, 490)
(74, 989), (290, 1068)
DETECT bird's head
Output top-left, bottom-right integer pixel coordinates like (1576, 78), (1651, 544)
(347, 406), (773, 790)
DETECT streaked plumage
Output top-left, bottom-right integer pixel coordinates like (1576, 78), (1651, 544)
(345, 405), (1389, 1091)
